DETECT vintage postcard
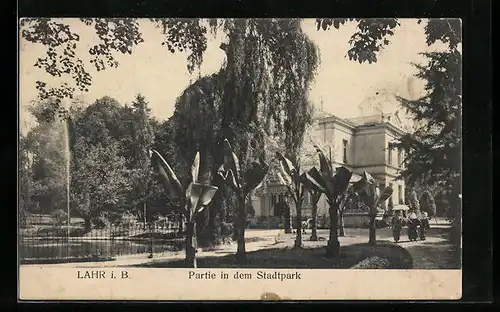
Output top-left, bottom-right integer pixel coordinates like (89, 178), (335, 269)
(18, 18), (462, 301)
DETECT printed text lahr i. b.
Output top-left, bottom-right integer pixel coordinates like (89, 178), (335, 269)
(77, 270), (129, 279)
(188, 271), (302, 281)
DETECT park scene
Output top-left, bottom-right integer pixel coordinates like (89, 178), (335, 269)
(19, 18), (461, 270)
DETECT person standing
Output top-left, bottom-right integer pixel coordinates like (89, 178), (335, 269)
(391, 211), (403, 242)
(407, 212), (420, 241)
(419, 212), (430, 240)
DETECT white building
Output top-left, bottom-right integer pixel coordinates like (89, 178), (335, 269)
(250, 109), (407, 226)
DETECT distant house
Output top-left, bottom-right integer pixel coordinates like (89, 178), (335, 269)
(250, 109), (407, 227)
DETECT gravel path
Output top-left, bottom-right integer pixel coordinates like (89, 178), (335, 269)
(20, 222), (460, 269)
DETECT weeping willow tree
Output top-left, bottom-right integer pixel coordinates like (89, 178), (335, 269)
(163, 19), (319, 246)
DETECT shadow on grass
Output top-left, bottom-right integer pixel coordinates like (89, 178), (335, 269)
(131, 241), (412, 269)
(404, 243), (461, 269)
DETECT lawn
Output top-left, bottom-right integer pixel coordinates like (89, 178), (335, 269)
(134, 241), (413, 269)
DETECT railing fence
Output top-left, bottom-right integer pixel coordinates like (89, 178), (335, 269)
(19, 222), (184, 264)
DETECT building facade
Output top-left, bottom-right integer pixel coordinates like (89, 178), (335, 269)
(250, 110), (407, 225)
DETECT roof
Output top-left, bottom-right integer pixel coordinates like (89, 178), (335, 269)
(392, 205), (410, 211)
(312, 108), (334, 119)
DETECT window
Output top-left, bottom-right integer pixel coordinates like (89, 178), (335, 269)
(343, 139), (348, 164)
(398, 185), (403, 204)
(278, 194), (284, 203)
(388, 143), (392, 165)
(397, 148), (402, 168)
(272, 195), (278, 206)
(270, 195), (277, 213)
(303, 192), (310, 205)
(274, 204), (283, 217)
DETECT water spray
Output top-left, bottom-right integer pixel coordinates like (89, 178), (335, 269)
(62, 101), (71, 258)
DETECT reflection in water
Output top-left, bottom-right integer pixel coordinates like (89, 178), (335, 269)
(19, 239), (184, 260)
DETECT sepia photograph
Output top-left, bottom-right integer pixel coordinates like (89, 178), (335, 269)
(18, 18), (462, 300)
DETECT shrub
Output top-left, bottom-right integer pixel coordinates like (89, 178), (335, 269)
(248, 218), (258, 228)
(19, 209), (34, 228)
(51, 209), (68, 227)
(221, 222), (234, 236)
(94, 213), (111, 229)
(317, 215), (329, 229)
(120, 211), (138, 227)
(351, 256), (391, 269)
(420, 190), (437, 217)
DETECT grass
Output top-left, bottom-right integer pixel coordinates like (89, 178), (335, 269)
(133, 241), (412, 269)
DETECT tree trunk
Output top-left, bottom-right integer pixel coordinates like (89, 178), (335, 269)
(325, 203), (340, 258)
(178, 212), (184, 234)
(235, 195), (247, 264)
(283, 203), (292, 234)
(310, 202), (318, 241)
(185, 221), (197, 268)
(294, 199), (303, 248)
(202, 197), (222, 247)
(143, 202), (147, 227)
(339, 208), (346, 237)
(368, 206), (377, 245)
(202, 165), (224, 247)
(84, 216), (92, 233)
(410, 188), (421, 214)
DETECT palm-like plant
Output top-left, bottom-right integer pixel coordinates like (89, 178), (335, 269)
(150, 149), (218, 268)
(275, 152), (310, 248)
(353, 171), (393, 245)
(301, 167), (324, 241)
(303, 146), (353, 257)
(217, 139), (269, 264)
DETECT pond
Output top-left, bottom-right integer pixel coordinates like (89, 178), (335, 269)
(19, 238), (185, 261)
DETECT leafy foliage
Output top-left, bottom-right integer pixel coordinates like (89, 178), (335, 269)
(70, 141), (132, 227)
(126, 94), (156, 222)
(352, 171), (393, 244)
(23, 117), (68, 214)
(218, 138), (268, 262)
(419, 190), (437, 218)
(316, 18), (461, 63)
(20, 18), (143, 113)
(150, 148), (218, 267)
(275, 152), (308, 247)
(316, 18), (400, 64)
(393, 50), (461, 194)
(316, 17), (461, 242)
(19, 94), (176, 230)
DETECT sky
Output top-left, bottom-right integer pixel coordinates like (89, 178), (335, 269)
(19, 18), (445, 134)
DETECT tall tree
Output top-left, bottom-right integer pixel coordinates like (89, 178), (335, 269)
(25, 110), (68, 214)
(391, 19), (461, 226)
(161, 19), (319, 246)
(168, 74), (225, 244)
(317, 17), (462, 242)
(19, 134), (36, 227)
(68, 96), (135, 228)
(128, 94), (155, 224)
(70, 141), (132, 229)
